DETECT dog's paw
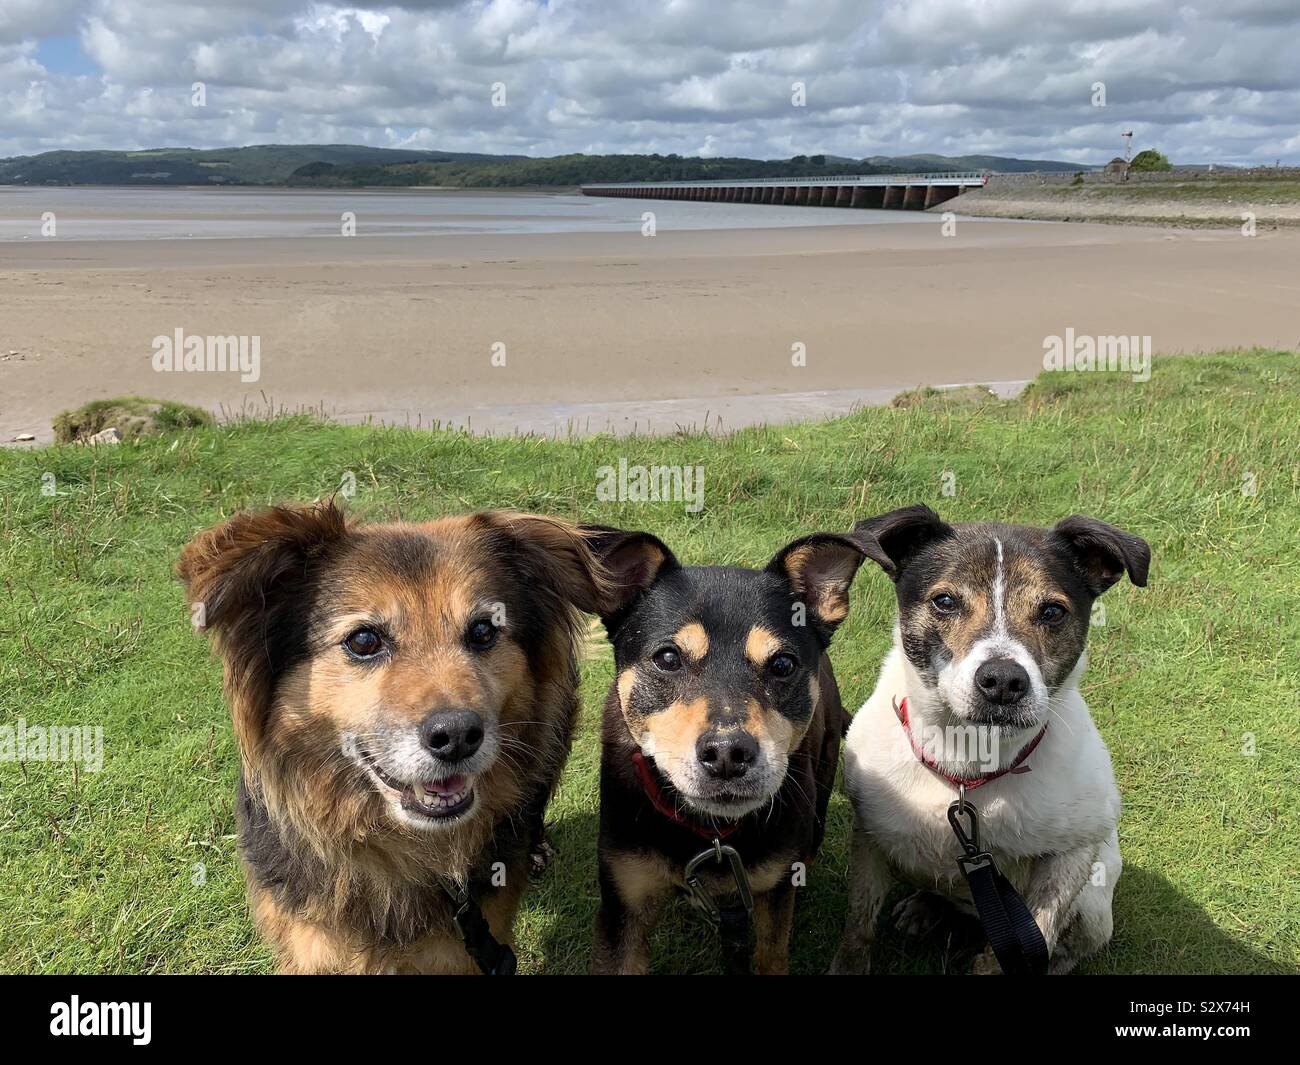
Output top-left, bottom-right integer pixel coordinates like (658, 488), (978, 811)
(969, 947), (1002, 975)
(528, 836), (556, 880)
(827, 947), (871, 976)
(890, 892), (947, 938)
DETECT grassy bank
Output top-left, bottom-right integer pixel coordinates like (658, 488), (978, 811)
(1, 351), (1297, 974)
(952, 175), (1300, 228)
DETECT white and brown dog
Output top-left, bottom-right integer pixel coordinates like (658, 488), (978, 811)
(834, 505), (1150, 974)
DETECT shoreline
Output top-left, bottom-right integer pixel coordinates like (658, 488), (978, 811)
(4, 216), (1299, 445)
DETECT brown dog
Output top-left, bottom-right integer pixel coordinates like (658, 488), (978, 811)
(178, 502), (612, 974)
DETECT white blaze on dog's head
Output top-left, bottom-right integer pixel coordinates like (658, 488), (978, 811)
(853, 506), (1150, 734)
(932, 538), (1052, 729)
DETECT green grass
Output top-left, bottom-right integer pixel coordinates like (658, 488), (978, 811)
(52, 395), (214, 445)
(1047, 176), (1300, 205)
(2, 350), (1297, 975)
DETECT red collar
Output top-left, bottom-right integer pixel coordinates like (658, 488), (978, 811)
(630, 750), (739, 841)
(894, 696), (1047, 791)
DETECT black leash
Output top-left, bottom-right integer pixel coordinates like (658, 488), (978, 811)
(437, 877), (517, 976)
(683, 838), (755, 975)
(947, 790), (1048, 975)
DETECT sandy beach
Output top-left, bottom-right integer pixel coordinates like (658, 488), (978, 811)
(3, 195), (1299, 443)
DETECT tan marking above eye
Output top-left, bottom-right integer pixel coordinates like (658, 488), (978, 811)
(673, 622), (709, 663)
(745, 625), (782, 668)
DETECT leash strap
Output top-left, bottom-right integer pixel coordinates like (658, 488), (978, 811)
(717, 905), (752, 976)
(438, 878), (518, 976)
(948, 800), (1048, 975)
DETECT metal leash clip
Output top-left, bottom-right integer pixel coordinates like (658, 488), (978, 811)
(947, 785), (994, 877)
(683, 837), (754, 920)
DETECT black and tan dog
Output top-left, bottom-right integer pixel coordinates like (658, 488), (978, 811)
(585, 527), (870, 974)
(178, 502), (614, 974)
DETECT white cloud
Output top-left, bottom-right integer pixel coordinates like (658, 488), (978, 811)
(1, 0), (1297, 164)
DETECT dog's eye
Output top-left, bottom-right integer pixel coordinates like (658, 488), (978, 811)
(1039, 602), (1068, 626)
(466, 619), (499, 650)
(768, 653), (798, 679)
(931, 594), (959, 615)
(343, 628), (385, 659)
(651, 647), (682, 673)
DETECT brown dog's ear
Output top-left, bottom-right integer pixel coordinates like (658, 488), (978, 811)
(176, 501), (348, 758)
(851, 504), (954, 580)
(177, 500), (347, 632)
(580, 525), (680, 618)
(1051, 515), (1150, 595)
(491, 512), (619, 616)
(767, 533), (869, 635)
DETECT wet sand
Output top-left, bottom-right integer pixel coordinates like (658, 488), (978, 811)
(3, 217), (1299, 443)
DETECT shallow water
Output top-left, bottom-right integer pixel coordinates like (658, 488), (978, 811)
(0, 185), (944, 242)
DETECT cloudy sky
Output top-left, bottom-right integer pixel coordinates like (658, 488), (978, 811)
(1, 0), (1297, 164)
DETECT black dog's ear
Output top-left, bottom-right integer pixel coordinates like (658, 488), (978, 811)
(767, 533), (869, 634)
(1051, 515), (1150, 595)
(580, 525), (680, 618)
(851, 504), (954, 580)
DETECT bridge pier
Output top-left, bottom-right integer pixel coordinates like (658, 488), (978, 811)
(581, 172), (987, 211)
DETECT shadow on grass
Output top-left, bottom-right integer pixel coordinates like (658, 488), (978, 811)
(525, 795), (860, 975)
(849, 865), (1294, 976)
(522, 803), (1292, 975)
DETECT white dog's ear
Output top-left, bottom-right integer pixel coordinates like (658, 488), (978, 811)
(1051, 516), (1150, 595)
(851, 505), (954, 581)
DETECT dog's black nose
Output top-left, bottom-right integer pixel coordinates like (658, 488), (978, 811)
(975, 658), (1030, 705)
(420, 710), (484, 762)
(696, 730), (758, 779)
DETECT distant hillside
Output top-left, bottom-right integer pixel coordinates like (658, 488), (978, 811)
(0, 144), (1099, 187)
(0, 144), (519, 186)
(867, 153), (1094, 173)
(285, 153), (892, 188)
